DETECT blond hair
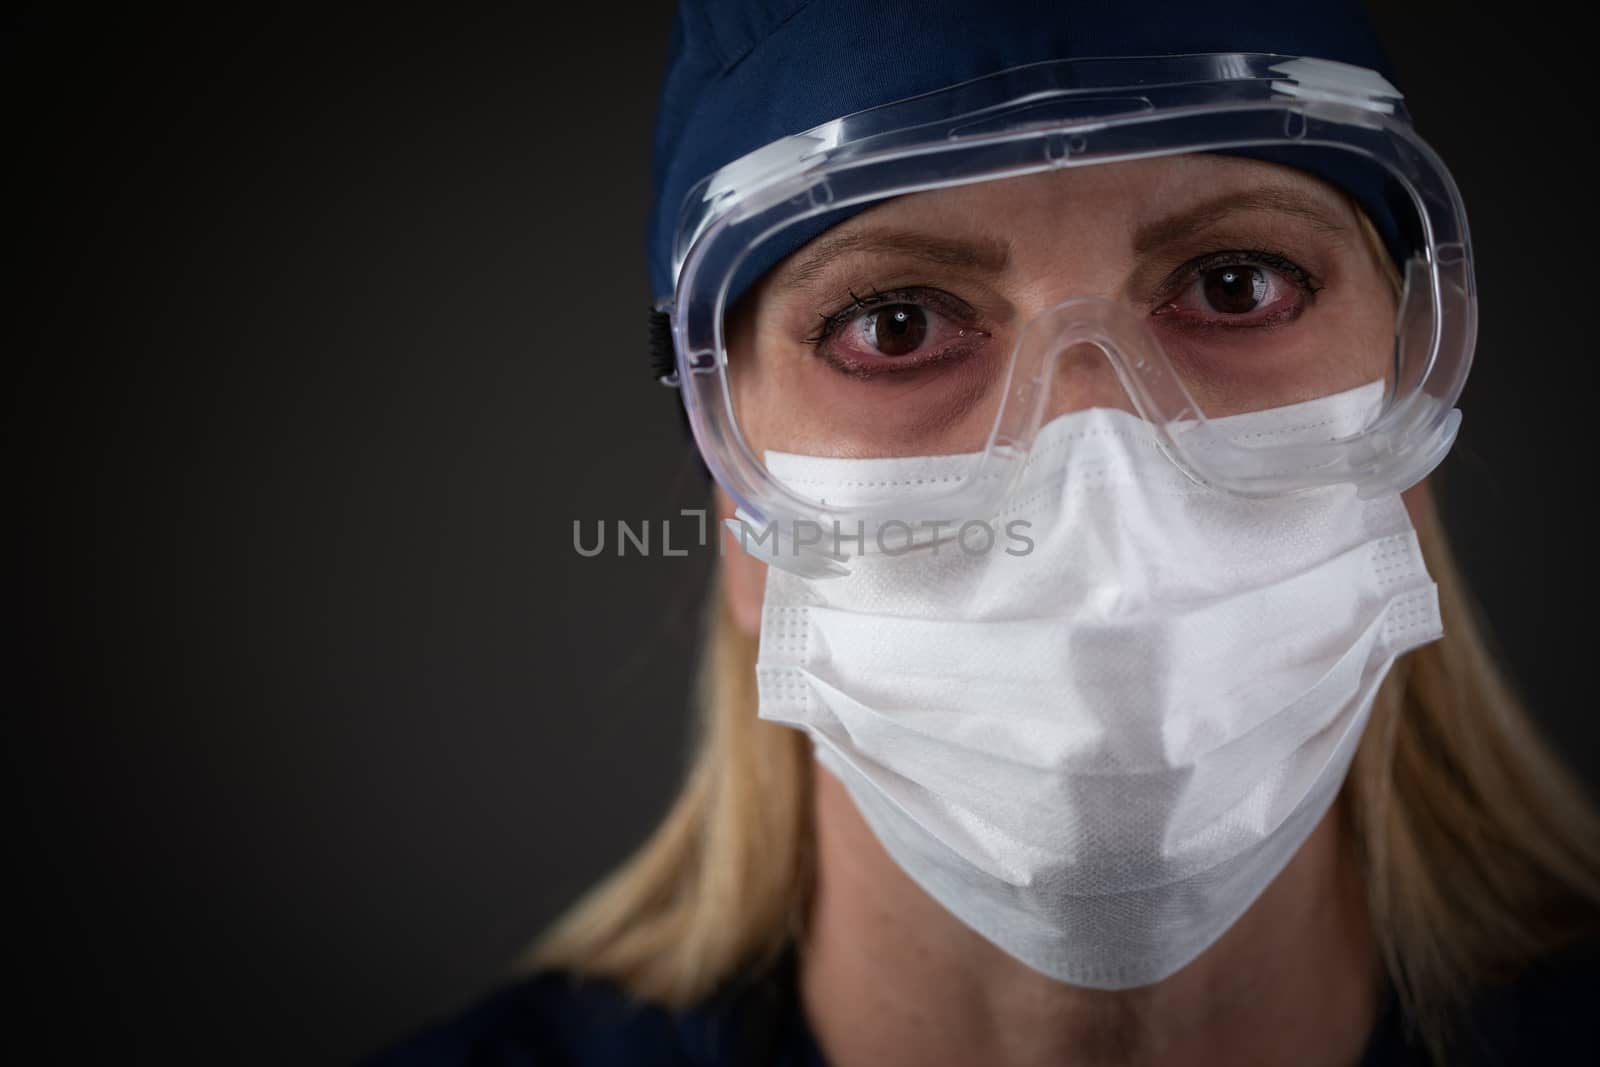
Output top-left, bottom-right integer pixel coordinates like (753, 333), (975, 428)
(533, 214), (1600, 1060)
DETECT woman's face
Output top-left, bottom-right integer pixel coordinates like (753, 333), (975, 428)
(726, 153), (1399, 465)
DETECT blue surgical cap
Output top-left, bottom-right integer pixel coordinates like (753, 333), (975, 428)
(648, 0), (1410, 306)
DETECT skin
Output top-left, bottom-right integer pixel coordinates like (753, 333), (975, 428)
(717, 156), (1429, 1066)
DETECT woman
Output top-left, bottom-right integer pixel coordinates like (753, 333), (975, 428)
(376, 2), (1600, 1064)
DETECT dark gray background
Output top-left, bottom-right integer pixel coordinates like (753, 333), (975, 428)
(9, 4), (1594, 1064)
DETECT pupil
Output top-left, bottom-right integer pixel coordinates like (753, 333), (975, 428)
(1203, 267), (1264, 315)
(873, 305), (927, 356)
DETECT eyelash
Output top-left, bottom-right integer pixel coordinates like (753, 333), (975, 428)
(802, 249), (1325, 348)
(1160, 248), (1324, 301)
(803, 285), (936, 346)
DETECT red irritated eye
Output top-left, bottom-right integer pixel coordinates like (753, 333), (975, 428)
(1151, 252), (1321, 331)
(807, 288), (991, 378)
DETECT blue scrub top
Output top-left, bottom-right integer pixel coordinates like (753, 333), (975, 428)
(365, 940), (1598, 1065)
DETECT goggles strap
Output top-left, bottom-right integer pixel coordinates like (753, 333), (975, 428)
(649, 307), (678, 387)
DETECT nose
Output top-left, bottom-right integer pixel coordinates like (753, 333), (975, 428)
(995, 297), (1176, 451)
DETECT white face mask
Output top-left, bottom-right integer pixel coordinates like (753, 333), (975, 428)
(751, 384), (1442, 990)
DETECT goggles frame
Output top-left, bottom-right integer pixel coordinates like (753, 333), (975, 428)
(664, 54), (1475, 531)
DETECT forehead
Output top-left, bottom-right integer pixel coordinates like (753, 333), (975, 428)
(765, 154), (1362, 290)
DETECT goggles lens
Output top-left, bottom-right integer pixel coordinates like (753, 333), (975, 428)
(724, 153), (1406, 513)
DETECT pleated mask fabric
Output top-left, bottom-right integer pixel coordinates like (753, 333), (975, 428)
(755, 383), (1442, 989)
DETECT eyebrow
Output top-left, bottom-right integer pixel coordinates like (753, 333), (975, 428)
(775, 228), (1012, 289)
(770, 185), (1349, 291)
(1132, 187), (1351, 255)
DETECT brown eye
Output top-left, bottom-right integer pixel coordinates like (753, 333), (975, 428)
(871, 305), (928, 356)
(1202, 266), (1268, 314)
(807, 288), (991, 377)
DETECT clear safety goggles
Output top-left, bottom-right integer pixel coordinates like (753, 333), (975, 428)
(662, 54), (1474, 539)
